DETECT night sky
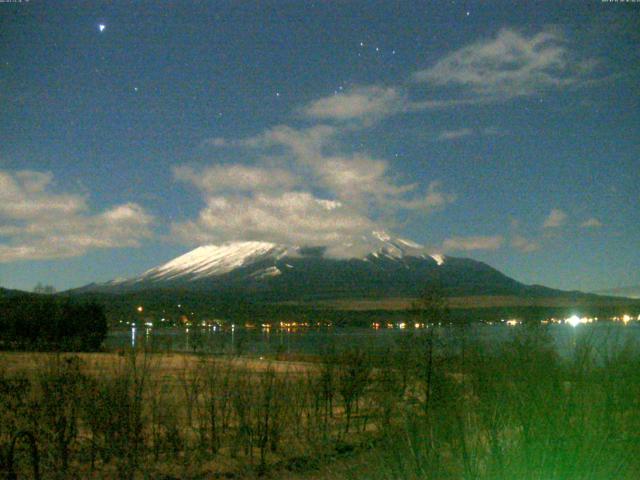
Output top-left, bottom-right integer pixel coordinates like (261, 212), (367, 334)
(1, 1), (638, 293)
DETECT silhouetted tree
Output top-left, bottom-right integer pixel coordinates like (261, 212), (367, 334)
(0, 297), (107, 351)
(33, 283), (56, 295)
(413, 284), (449, 414)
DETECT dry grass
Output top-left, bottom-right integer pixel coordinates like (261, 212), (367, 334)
(0, 351), (315, 377)
(281, 294), (640, 310)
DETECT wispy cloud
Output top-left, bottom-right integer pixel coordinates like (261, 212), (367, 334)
(511, 234), (541, 253)
(437, 128), (473, 141)
(302, 86), (406, 123)
(179, 120), (455, 255)
(174, 164), (299, 194)
(436, 126), (504, 142)
(581, 217), (603, 228)
(0, 170), (154, 262)
(543, 208), (567, 228)
(300, 27), (598, 131)
(442, 235), (504, 252)
(412, 27), (597, 103)
(170, 192), (375, 258)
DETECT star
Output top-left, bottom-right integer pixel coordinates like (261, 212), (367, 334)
(465, 11), (470, 16)
(98, 24), (106, 32)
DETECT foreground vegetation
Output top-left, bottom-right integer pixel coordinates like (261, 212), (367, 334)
(1, 324), (640, 479)
(0, 295), (107, 351)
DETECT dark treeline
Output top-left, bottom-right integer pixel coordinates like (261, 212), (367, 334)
(0, 295), (107, 351)
(71, 289), (639, 327)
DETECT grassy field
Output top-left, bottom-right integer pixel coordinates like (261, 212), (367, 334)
(287, 294), (640, 310)
(2, 325), (640, 479)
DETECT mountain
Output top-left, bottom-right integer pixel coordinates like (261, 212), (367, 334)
(595, 286), (640, 299)
(73, 233), (593, 303)
(0, 287), (32, 299)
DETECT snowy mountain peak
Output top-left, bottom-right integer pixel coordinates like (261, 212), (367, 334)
(139, 241), (289, 282)
(372, 230), (392, 243)
(367, 231), (425, 260)
(96, 233), (444, 288)
(430, 254), (446, 266)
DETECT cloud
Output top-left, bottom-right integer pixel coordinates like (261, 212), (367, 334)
(390, 181), (456, 210)
(221, 124), (454, 214)
(437, 128), (473, 141)
(436, 126), (505, 142)
(581, 217), (602, 228)
(302, 86), (406, 123)
(412, 27), (596, 102)
(177, 122), (455, 254)
(174, 164), (299, 194)
(170, 192), (375, 257)
(242, 124), (337, 163)
(0, 170), (154, 262)
(511, 234), (540, 253)
(442, 235), (504, 252)
(543, 208), (567, 228)
(0, 170), (86, 219)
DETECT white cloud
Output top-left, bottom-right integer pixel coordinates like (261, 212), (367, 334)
(543, 208), (567, 228)
(242, 124), (337, 163)
(581, 217), (603, 228)
(174, 164), (298, 194)
(0, 170), (87, 219)
(437, 126), (506, 141)
(511, 234), (540, 253)
(438, 128), (473, 141)
(436, 126), (505, 141)
(229, 124), (453, 214)
(302, 86), (406, 122)
(442, 235), (504, 252)
(412, 27), (596, 102)
(390, 181), (456, 211)
(170, 192), (374, 257)
(175, 121), (456, 254)
(0, 170), (154, 262)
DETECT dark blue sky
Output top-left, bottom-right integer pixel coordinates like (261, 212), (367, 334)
(1, 1), (638, 292)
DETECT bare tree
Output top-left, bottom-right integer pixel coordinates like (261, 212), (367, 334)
(413, 284), (449, 415)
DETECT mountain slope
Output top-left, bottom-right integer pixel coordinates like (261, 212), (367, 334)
(595, 286), (640, 299)
(74, 234), (592, 302)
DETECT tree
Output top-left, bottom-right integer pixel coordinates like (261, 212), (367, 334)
(0, 297), (108, 351)
(33, 283), (56, 295)
(413, 284), (449, 415)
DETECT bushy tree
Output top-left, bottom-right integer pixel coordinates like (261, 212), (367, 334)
(0, 296), (108, 351)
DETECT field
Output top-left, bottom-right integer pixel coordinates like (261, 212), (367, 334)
(2, 325), (640, 479)
(287, 294), (640, 310)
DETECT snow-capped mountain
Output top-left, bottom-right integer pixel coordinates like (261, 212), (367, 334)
(138, 241), (290, 282)
(93, 231), (451, 289)
(68, 231), (640, 311)
(74, 230), (550, 301)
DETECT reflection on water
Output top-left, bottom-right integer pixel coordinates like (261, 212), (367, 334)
(106, 322), (640, 358)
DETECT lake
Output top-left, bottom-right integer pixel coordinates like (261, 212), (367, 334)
(105, 321), (640, 359)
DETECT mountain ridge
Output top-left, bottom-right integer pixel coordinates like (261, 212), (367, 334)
(71, 235), (606, 304)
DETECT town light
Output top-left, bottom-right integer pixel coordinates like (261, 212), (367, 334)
(566, 315), (581, 327)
